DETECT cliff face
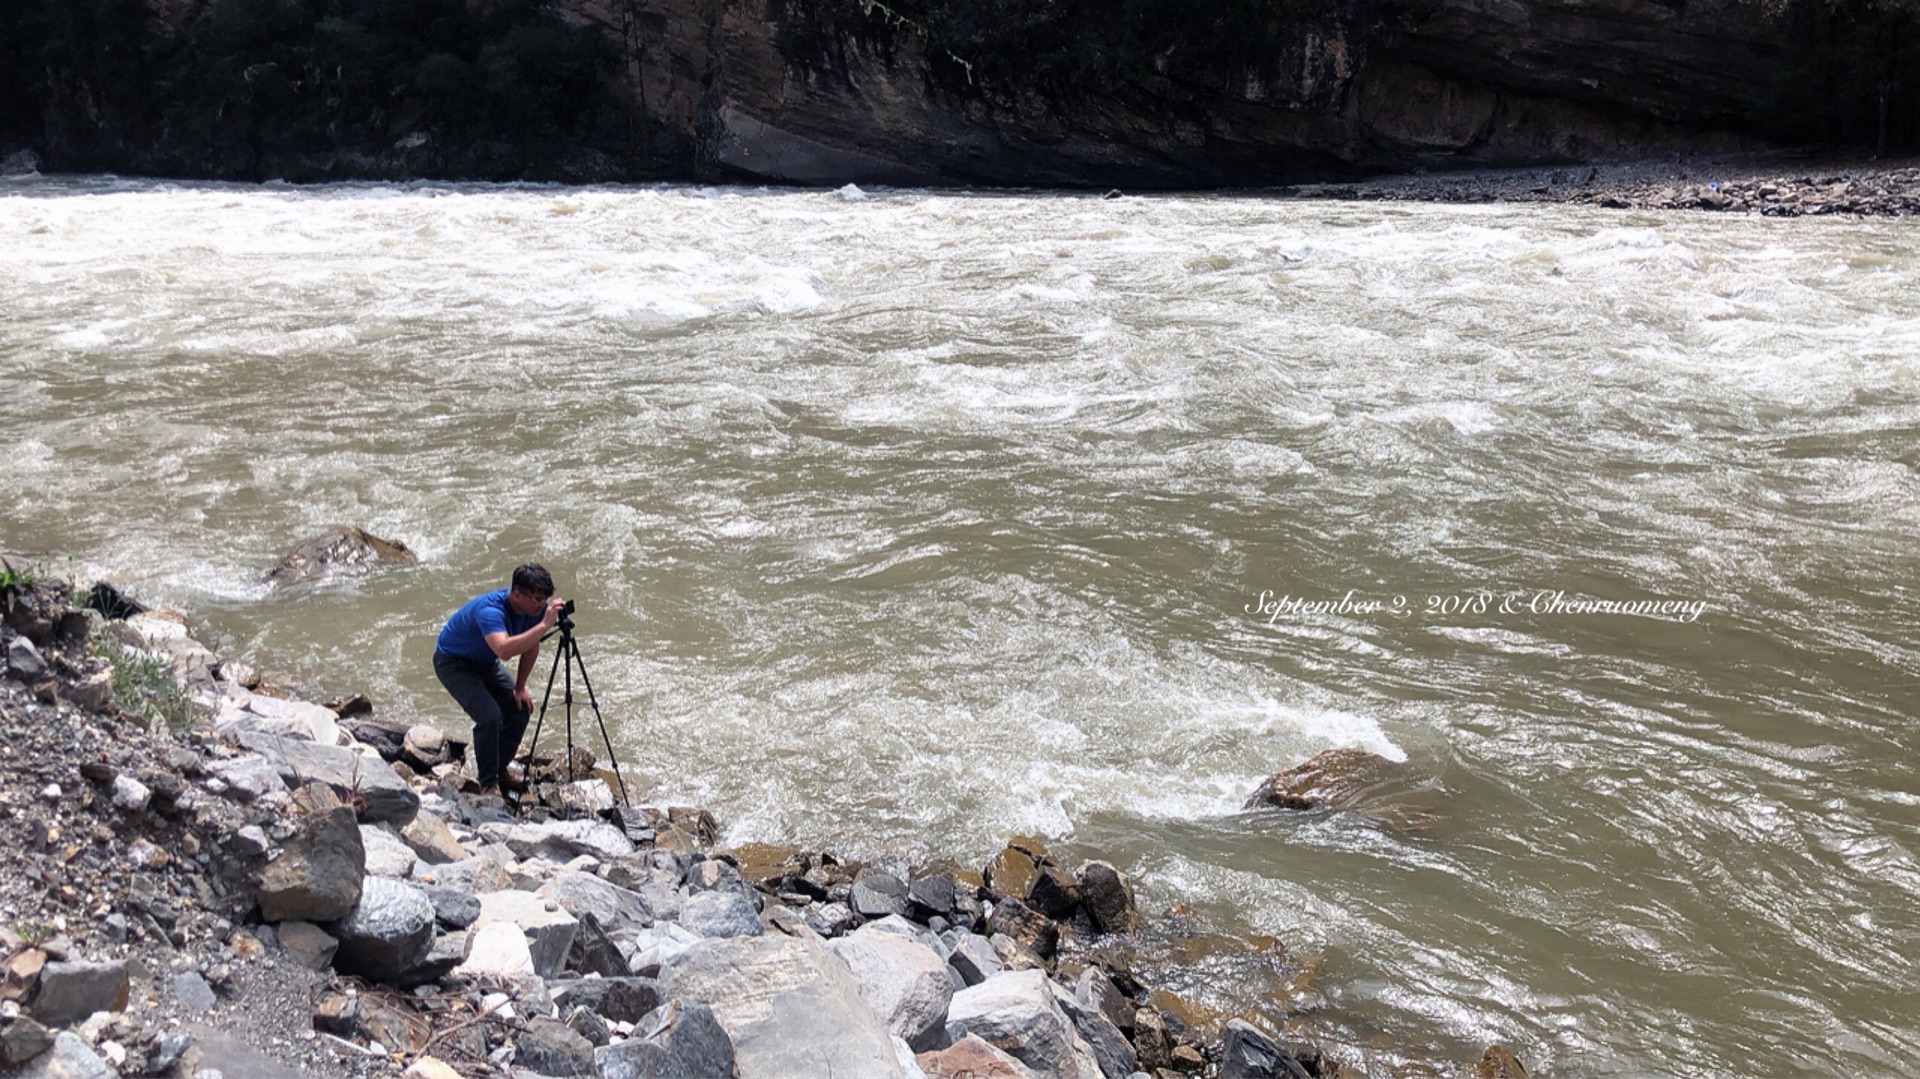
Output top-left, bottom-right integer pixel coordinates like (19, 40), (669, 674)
(0, 0), (1831, 185)
(564, 0), (1786, 186)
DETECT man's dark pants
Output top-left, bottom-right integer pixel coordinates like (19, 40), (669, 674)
(433, 651), (529, 789)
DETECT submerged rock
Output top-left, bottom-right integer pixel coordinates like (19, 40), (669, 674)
(265, 526), (417, 586)
(1243, 747), (1446, 828)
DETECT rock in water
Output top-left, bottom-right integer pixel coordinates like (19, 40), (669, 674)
(265, 527), (417, 586)
(257, 805), (365, 922)
(1076, 861), (1144, 935)
(1242, 747), (1445, 828)
(659, 934), (905, 1079)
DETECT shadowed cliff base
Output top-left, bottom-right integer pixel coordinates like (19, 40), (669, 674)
(0, 0), (1917, 187)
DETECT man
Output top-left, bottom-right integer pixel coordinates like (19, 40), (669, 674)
(434, 563), (566, 796)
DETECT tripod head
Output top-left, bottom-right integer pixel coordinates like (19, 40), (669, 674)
(555, 598), (577, 634)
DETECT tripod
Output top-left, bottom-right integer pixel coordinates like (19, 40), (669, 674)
(519, 608), (630, 805)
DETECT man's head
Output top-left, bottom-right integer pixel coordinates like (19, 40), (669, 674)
(509, 563), (554, 615)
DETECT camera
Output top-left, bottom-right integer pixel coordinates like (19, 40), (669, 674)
(560, 599), (576, 619)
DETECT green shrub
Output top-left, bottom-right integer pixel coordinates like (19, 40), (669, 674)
(102, 640), (197, 732)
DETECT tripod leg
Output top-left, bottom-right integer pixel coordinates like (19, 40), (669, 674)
(520, 635), (567, 783)
(563, 636), (576, 783)
(566, 640), (630, 805)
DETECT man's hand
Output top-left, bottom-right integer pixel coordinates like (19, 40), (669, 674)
(514, 686), (532, 714)
(541, 597), (567, 629)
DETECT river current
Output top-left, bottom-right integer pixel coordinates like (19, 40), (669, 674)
(3, 175), (1917, 1077)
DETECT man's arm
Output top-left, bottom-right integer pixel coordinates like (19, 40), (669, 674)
(483, 599), (563, 661)
(515, 647), (538, 697)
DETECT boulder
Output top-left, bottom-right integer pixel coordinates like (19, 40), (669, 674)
(917, 1034), (1037, 1079)
(327, 877), (437, 984)
(549, 977), (662, 1025)
(0, 1013), (53, 1065)
(473, 890), (578, 979)
(454, 922), (536, 980)
(946, 970), (1099, 1079)
(907, 875), (955, 917)
(659, 934), (905, 1079)
(679, 890), (764, 939)
(537, 872), (655, 934)
(7, 638), (47, 681)
(1049, 982), (1134, 1079)
(257, 805), (365, 922)
(265, 526), (417, 586)
(171, 971), (216, 1012)
(985, 897), (1057, 959)
(1475, 1045), (1531, 1079)
(237, 732), (419, 825)
(30, 961), (130, 1027)
(422, 887), (480, 931)
(1222, 1018), (1310, 1079)
(238, 694), (341, 744)
(1243, 747), (1404, 811)
(277, 921), (340, 970)
(10, 1031), (114, 1079)
(948, 933), (1002, 986)
(627, 923), (703, 977)
(1073, 969), (1131, 1034)
(1025, 866), (1079, 919)
(476, 819), (634, 862)
(401, 813), (469, 865)
(516, 1017), (598, 1077)
(567, 911), (630, 978)
(1075, 862), (1144, 936)
(599, 999), (737, 1079)
(851, 868), (911, 920)
(829, 926), (955, 1051)
(414, 856), (512, 895)
(361, 824), (420, 878)
(984, 842), (1045, 901)
(401, 725), (449, 769)
(209, 754), (285, 804)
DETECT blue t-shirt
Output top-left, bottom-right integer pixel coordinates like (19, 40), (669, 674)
(436, 589), (539, 664)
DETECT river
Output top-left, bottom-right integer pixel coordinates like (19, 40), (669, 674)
(3, 175), (1916, 1077)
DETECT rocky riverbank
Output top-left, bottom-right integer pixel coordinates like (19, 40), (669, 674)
(1278, 152), (1920, 217)
(0, 559), (1530, 1079)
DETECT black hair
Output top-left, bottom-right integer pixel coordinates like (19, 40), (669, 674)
(511, 563), (554, 598)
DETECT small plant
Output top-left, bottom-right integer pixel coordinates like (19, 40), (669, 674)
(13, 922), (54, 948)
(100, 639), (196, 732)
(0, 561), (35, 593)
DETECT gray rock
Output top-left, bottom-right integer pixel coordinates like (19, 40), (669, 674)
(423, 886), (480, 931)
(236, 731), (419, 825)
(538, 871), (654, 934)
(453, 922), (535, 979)
(401, 812), (468, 865)
(257, 805), (365, 922)
(1, 149), (42, 176)
(660, 934), (904, 1079)
(1050, 981), (1135, 1079)
(238, 694), (341, 744)
(30, 961), (129, 1027)
(327, 877), (437, 984)
(476, 819), (633, 863)
(627, 922), (703, 977)
(567, 911), (629, 978)
(209, 754), (285, 804)
(946, 969), (1099, 1079)
(473, 890), (577, 979)
(265, 526), (416, 586)
(598, 999), (736, 1079)
(360, 824), (419, 878)
(565, 1003), (612, 1047)
(908, 875), (955, 916)
(1076, 862), (1144, 936)
(67, 672), (113, 713)
(514, 1016), (597, 1077)
(276, 921), (340, 970)
(829, 926), (955, 1051)
(146, 1032), (194, 1073)
(10, 1031), (113, 1079)
(803, 901), (856, 938)
(171, 971), (217, 1012)
(0, 1012), (53, 1065)
(948, 932), (1002, 986)
(852, 868), (911, 920)
(7, 637), (47, 680)
(110, 775), (151, 813)
(1222, 1018), (1309, 1079)
(231, 825), (270, 858)
(414, 855), (512, 895)
(1075, 968), (1131, 1034)
(401, 930), (468, 988)
(678, 890), (764, 940)
(548, 977), (661, 1024)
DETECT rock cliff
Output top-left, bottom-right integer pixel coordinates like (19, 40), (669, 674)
(1, 0), (1898, 184)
